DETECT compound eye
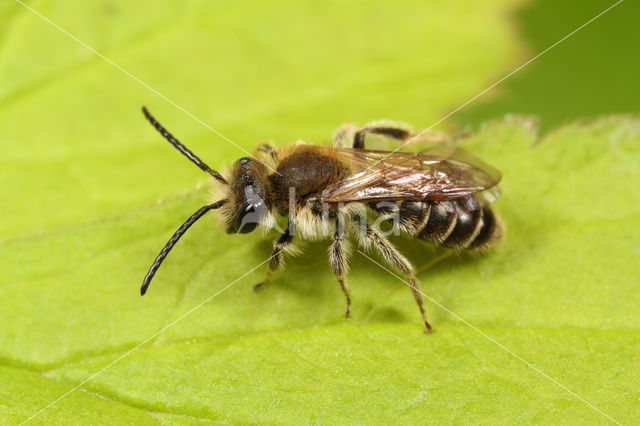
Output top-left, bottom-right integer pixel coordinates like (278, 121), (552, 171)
(234, 219), (258, 234)
(227, 183), (268, 234)
(229, 203), (262, 234)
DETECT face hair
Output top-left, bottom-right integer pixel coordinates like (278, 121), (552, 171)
(141, 199), (227, 295)
(142, 106), (228, 184)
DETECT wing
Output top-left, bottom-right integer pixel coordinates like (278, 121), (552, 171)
(319, 145), (501, 205)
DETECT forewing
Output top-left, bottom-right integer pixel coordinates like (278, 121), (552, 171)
(320, 146), (501, 204)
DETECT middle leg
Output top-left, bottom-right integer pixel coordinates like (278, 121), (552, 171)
(353, 125), (462, 149)
(333, 121), (464, 149)
(329, 216), (352, 318)
(333, 121), (413, 149)
(353, 125), (411, 149)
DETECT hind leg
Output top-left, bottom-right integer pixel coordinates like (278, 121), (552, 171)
(355, 218), (432, 332)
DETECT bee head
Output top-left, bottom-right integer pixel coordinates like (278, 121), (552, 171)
(223, 157), (272, 234)
(139, 107), (278, 296)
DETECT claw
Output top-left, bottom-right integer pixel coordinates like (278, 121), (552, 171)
(252, 282), (264, 292)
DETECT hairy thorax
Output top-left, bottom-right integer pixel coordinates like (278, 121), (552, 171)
(268, 146), (351, 214)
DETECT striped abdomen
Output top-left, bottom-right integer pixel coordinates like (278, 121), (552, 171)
(372, 196), (502, 250)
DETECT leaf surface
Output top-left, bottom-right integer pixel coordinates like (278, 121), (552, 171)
(2, 0), (638, 424)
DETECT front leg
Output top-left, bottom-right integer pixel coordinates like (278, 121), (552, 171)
(329, 217), (352, 318)
(256, 142), (278, 160)
(253, 221), (294, 291)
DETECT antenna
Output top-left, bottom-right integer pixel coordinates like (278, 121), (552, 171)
(141, 200), (227, 295)
(142, 106), (228, 184)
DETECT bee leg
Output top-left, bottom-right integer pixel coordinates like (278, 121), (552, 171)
(332, 123), (359, 148)
(334, 122), (418, 149)
(329, 217), (352, 318)
(353, 126), (411, 149)
(406, 275), (432, 334)
(253, 223), (294, 292)
(256, 142), (277, 159)
(359, 221), (432, 332)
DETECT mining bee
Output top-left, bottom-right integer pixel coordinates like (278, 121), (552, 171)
(140, 107), (504, 332)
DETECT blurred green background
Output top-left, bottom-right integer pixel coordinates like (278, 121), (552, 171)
(1, 0), (638, 424)
(458, 0), (640, 133)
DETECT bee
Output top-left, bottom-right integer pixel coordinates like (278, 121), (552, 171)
(139, 107), (504, 332)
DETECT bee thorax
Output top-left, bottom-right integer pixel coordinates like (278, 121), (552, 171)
(268, 148), (350, 213)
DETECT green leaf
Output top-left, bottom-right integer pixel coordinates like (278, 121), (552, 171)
(2, 0), (639, 424)
(4, 117), (639, 423)
(0, 366), (157, 424)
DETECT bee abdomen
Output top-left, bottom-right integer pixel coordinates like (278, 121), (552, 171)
(467, 205), (500, 249)
(442, 197), (483, 249)
(417, 197), (500, 250)
(418, 200), (458, 243)
(370, 201), (431, 234)
(370, 197), (502, 250)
